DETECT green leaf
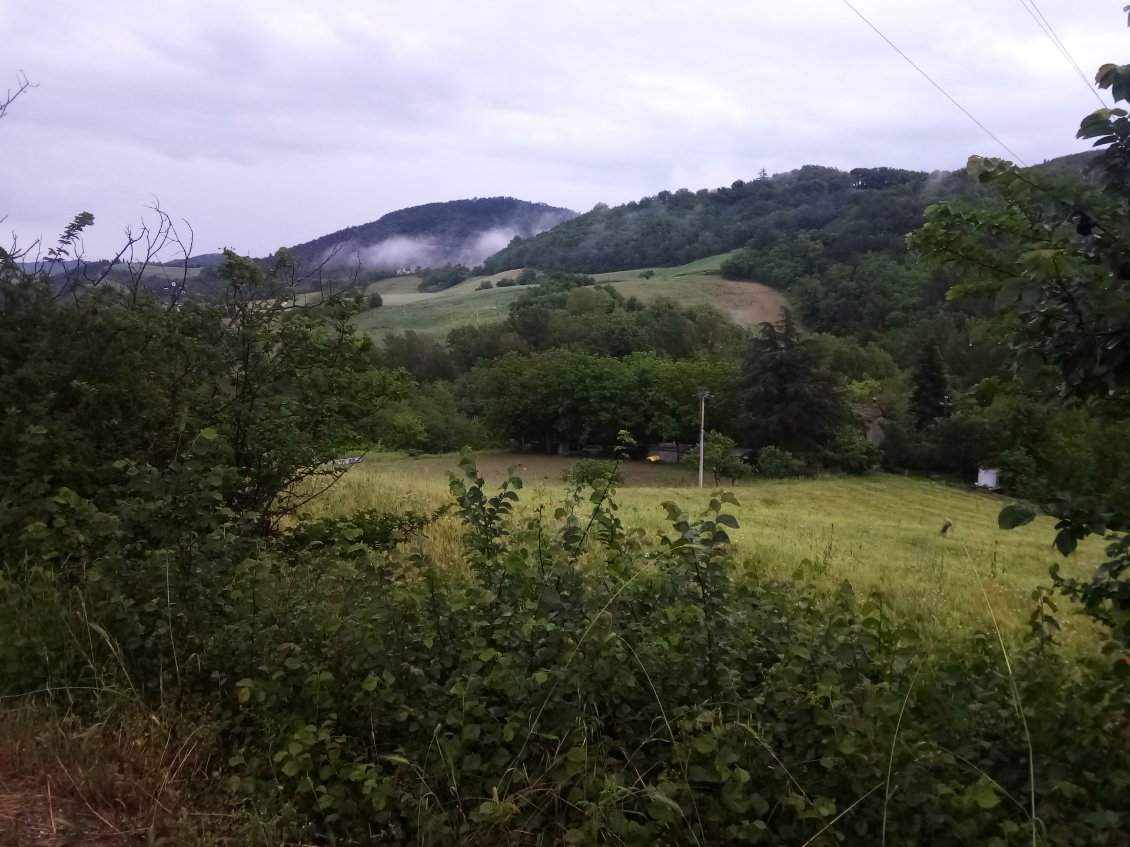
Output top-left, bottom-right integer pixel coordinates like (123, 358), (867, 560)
(812, 796), (837, 817)
(998, 504), (1037, 530)
(692, 734), (717, 754)
(646, 793), (681, 823)
(970, 780), (1000, 810)
(1054, 529), (1078, 557)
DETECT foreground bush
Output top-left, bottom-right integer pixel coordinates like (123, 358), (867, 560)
(3, 453), (1128, 845)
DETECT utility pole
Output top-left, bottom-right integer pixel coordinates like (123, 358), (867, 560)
(695, 387), (710, 488)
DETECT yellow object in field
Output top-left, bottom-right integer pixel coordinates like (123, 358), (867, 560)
(646, 455), (661, 463)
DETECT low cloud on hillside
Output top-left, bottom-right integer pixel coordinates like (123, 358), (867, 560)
(325, 219), (559, 271)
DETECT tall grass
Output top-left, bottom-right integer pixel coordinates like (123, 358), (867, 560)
(310, 452), (1106, 646)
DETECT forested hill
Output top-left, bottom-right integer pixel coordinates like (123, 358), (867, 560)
(287, 197), (575, 271)
(482, 166), (969, 275)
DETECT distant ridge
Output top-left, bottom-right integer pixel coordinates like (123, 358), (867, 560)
(285, 197), (575, 271)
(480, 151), (1100, 276)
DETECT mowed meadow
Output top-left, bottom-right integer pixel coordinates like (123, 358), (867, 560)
(309, 451), (1105, 646)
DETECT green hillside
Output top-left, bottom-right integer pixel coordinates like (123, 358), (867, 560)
(352, 252), (787, 338)
(482, 166), (959, 275)
(353, 273), (535, 336)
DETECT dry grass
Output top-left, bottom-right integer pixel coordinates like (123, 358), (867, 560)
(0, 700), (215, 847)
(592, 272), (785, 328)
(310, 452), (1108, 647)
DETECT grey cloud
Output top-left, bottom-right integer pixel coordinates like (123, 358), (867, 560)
(2, 0), (1125, 258)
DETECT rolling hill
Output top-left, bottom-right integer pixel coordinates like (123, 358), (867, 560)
(286, 197), (575, 272)
(481, 165), (962, 275)
(351, 252), (786, 338)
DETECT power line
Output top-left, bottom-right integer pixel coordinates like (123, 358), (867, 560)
(1017, 0), (1107, 107)
(836, 0), (1028, 165)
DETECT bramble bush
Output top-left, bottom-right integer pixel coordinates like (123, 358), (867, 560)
(820, 425), (881, 475)
(563, 457), (624, 488)
(756, 445), (798, 478)
(3, 451), (1128, 845)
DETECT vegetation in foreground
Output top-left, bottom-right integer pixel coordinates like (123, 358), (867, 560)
(4, 444), (1130, 844)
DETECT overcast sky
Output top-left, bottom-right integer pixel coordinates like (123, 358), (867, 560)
(2, 0), (1126, 259)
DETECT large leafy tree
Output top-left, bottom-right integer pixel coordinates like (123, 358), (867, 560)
(467, 350), (742, 451)
(0, 226), (392, 539)
(909, 62), (1130, 653)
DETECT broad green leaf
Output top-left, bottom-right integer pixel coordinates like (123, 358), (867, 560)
(970, 780), (1000, 810)
(1054, 529), (1078, 557)
(998, 504), (1037, 530)
(692, 734), (717, 754)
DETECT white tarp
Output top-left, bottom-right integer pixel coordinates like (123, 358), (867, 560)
(976, 467), (1000, 489)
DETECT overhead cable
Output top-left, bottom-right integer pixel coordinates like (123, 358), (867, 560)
(836, 0), (1028, 165)
(1017, 0), (1107, 107)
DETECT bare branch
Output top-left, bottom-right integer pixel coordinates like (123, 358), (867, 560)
(48, 201), (195, 306)
(0, 71), (34, 121)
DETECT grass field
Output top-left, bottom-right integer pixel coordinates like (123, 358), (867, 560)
(352, 273), (537, 336)
(310, 451), (1107, 648)
(350, 252), (787, 338)
(588, 251), (786, 328)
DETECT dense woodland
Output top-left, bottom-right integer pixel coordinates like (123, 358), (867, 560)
(3, 61), (1130, 845)
(484, 166), (965, 275)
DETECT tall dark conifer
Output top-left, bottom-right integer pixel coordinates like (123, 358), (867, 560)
(910, 341), (950, 429)
(741, 311), (849, 457)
